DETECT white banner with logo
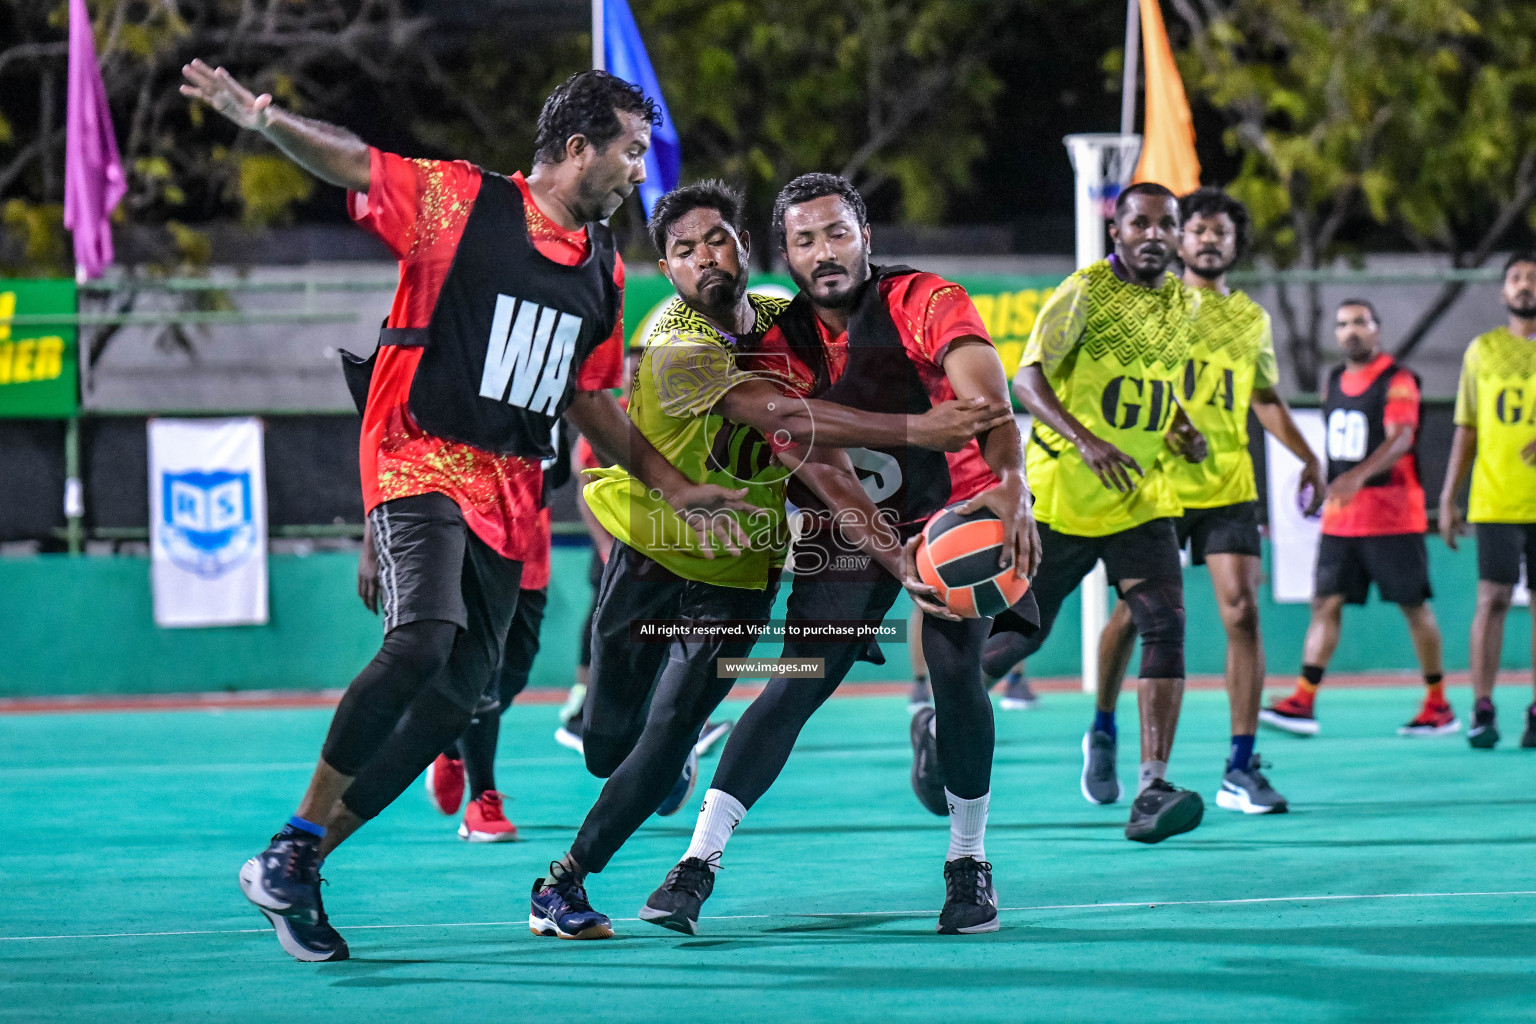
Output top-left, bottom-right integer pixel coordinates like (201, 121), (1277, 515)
(149, 418), (268, 627)
(1265, 409), (1326, 603)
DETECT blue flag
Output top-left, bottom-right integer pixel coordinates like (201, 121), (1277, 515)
(604, 0), (680, 215)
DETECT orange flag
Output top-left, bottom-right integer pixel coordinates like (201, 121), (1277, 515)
(1132, 0), (1200, 195)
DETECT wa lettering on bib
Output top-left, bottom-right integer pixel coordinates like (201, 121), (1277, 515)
(480, 296), (583, 414)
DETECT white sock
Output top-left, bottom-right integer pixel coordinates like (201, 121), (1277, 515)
(682, 788), (746, 869)
(945, 789), (989, 862)
(1138, 760), (1168, 794)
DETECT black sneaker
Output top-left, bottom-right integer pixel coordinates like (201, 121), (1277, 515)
(638, 855), (719, 935)
(1468, 698), (1500, 749)
(529, 864), (614, 940)
(1125, 779), (1205, 843)
(1080, 729), (1120, 805)
(909, 706), (948, 816)
(1523, 703), (1536, 749)
(1216, 754), (1288, 814)
(239, 831), (324, 924)
(938, 857), (999, 934)
(239, 842), (348, 962)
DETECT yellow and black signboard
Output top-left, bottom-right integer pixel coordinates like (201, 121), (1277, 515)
(0, 279), (78, 418)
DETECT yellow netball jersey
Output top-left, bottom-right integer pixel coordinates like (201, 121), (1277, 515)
(583, 294), (793, 588)
(1020, 260), (1195, 536)
(1453, 327), (1536, 523)
(1169, 289), (1277, 508)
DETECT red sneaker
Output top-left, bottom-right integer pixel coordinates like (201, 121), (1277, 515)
(459, 791), (518, 843)
(425, 755), (465, 816)
(1258, 692), (1319, 736)
(1399, 699), (1461, 737)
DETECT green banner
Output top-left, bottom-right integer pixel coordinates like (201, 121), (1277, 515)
(0, 278), (78, 418)
(623, 271), (1066, 382)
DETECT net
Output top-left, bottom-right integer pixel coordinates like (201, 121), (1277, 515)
(1064, 133), (1143, 218)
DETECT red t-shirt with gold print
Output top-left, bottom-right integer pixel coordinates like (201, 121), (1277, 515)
(347, 149), (624, 561)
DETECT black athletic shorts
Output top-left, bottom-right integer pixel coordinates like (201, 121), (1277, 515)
(1475, 522), (1536, 585)
(582, 540), (779, 753)
(368, 492), (524, 709)
(1017, 517), (1183, 658)
(1314, 532), (1432, 606)
(1178, 501), (1262, 565)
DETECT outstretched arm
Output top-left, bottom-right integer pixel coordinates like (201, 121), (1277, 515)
(564, 389), (762, 558)
(714, 377), (1012, 453)
(1252, 386), (1324, 516)
(180, 60), (370, 192)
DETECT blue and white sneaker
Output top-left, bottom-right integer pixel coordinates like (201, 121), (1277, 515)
(656, 746), (699, 817)
(239, 831), (324, 924)
(529, 865), (614, 940)
(238, 837), (349, 962)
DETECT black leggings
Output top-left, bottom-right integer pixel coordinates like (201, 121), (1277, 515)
(322, 620), (458, 775)
(712, 555), (995, 808)
(568, 543), (776, 873)
(456, 587), (548, 798)
(321, 608), (517, 822)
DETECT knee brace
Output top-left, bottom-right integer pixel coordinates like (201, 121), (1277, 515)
(1122, 579), (1186, 679)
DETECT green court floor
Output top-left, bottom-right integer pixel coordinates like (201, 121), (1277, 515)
(3, 684), (1535, 1022)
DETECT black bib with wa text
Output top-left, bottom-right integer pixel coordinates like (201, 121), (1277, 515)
(355, 172), (619, 458)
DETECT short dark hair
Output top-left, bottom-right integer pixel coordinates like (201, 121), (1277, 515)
(1179, 187), (1252, 258)
(647, 180), (745, 255)
(1337, 297), (1380, 324)
(1114, 181), (1178, 219)
(1503, 251), (1536, 278)
(772, 173), (868, 249)
(533, 70), (661, 166)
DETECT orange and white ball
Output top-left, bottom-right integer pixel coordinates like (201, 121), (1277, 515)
(914, 503), (1030, 618)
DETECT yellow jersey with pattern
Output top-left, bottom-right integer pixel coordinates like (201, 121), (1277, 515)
(1453, 327), (1536, 523)
(583, 294), (793, 588)
(1018, 259), (1196, 537)
(1169, 289), (1277, 508)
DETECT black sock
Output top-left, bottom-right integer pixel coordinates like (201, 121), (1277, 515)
(460, 711), (500, 798)
(1301, 664), (1325, 688)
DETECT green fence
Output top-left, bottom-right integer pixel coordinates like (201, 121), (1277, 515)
(0, 537), (1525, 698)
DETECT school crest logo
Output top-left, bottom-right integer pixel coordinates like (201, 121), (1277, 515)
(159, 470), (258, 579)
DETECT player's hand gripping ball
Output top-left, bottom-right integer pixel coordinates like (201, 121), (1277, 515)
(914, 502), (1031, 618)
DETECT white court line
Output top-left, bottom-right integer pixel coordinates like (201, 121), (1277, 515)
(4, 890), (1533, 943)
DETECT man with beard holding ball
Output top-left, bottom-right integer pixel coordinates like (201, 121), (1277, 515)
(639, 173), (1041, 937)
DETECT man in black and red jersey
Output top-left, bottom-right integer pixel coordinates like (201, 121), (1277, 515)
(180, 60), (757, 963)
(639, 174), (1041, 937)
(1260, 299), (1453, 739)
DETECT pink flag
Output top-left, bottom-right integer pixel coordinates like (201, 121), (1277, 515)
(63, 0), (126, 282)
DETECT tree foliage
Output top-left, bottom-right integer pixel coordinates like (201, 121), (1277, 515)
(1166, 0), (1536, 389)
(638, 0), (1012, 237)
(0, 0), (544, 275)
(0, 0), (1017, 275)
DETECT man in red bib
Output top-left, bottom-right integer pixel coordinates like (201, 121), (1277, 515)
(182, 60), (755, 963)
